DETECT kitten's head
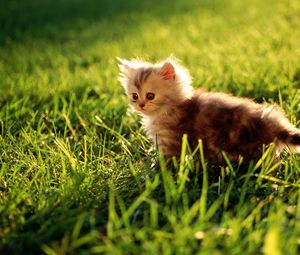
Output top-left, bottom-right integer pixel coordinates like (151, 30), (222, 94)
(118, 57), (193, 116)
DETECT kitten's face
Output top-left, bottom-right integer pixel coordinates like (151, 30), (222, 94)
(126, 71), (175, 115)
(118, 58), (193, 116)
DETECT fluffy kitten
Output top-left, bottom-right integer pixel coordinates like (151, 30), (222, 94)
(118, 57), (300, 163)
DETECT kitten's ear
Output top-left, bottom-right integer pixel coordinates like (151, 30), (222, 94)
(159, 61), (175, 80)
(117, 57), (134, 75)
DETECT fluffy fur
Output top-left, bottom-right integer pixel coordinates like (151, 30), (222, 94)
(118, 57), (300, 163)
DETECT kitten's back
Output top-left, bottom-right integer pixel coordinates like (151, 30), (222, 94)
(178, 90), (300, 161)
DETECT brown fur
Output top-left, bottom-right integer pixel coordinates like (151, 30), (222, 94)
(118, 57), (300, 163)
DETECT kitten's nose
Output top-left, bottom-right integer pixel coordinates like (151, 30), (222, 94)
(139, 103), (145, 108)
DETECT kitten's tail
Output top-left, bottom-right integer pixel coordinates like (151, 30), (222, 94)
(278, 131), (300, 152)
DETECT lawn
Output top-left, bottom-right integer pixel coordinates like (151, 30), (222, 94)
(1, 0), (300, 254)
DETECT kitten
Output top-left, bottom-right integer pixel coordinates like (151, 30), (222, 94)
(118, 57), (300, 163)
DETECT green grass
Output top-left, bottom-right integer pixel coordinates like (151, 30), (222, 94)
(1, 0), (300, 254)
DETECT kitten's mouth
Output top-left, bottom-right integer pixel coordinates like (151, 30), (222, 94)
(136, 106), (151, 113)
(139, 108), (160, 115)
(135, 106), (146, 112)
(134, 104), (157, 114)
(139, 105), (151, 112)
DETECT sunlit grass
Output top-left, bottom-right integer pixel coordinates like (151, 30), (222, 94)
(1, 0), (300, 254)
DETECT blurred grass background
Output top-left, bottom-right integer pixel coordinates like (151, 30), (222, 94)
(1, 0), (300, 254)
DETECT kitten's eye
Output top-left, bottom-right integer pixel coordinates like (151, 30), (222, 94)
(146, 93), (155, 100)
(132, 93), (138, 101)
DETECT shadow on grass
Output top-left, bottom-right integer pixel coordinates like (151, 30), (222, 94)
(0, 175), (110, 254)
(0, 0), (225, 45)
